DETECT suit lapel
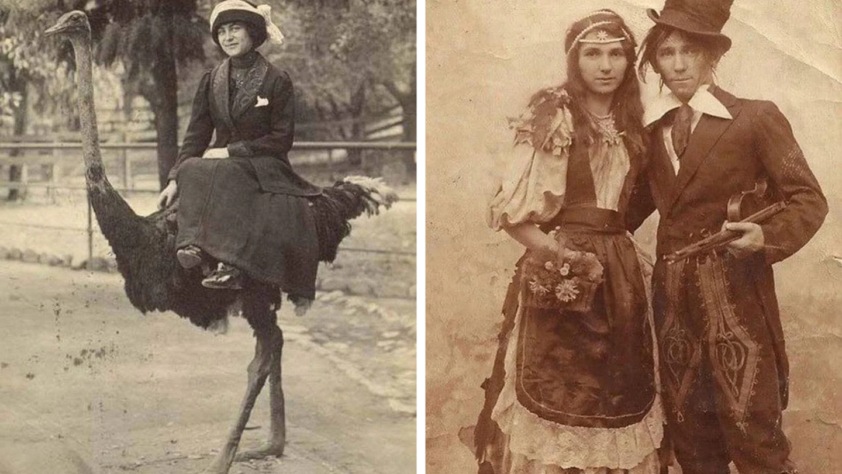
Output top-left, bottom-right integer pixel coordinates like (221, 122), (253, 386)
(665, 87), (741, 211)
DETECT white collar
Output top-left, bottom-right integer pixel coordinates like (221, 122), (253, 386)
(644, 84), (732, 126)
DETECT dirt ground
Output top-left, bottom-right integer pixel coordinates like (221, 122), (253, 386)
(0, 260), (416, 474)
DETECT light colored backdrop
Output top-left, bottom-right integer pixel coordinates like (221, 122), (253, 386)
(426, 0), (842, 472)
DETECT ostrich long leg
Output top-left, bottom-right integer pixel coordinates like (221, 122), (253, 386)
(234, 325), (286, 461)
(203, 329), (278, 474)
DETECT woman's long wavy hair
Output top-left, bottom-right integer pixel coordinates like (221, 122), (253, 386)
(554, 10), (647, 159)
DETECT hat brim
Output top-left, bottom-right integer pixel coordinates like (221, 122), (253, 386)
(211, 10), (267, 48)
(646, 9), (731, 52)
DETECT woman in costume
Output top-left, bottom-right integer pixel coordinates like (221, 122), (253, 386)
(158, 0), (320, 312)
(476, 10), (665, 474)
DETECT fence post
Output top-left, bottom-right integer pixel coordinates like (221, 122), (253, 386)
(328, 148), (334, 182)
(121, 132), (132, 191)
(87, 194), (93, 264)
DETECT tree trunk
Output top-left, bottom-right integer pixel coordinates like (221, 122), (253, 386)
(383, 65), (417, 181)
(400, 80), (416, 180)
(149, 17), (180, 190)
(7, 78), (28, 201)
(346, 83), (367, 166)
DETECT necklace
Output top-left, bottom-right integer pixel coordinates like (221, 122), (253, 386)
(587, 110), (622, 144)
(586, 109), (612, 120)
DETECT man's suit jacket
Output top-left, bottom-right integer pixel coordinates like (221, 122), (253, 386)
(627, 86), (828, 406)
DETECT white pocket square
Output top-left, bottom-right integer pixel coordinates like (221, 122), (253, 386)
(256, 96), (269, 107)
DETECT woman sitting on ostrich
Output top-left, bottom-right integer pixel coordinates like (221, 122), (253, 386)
(158, 0), (318, 314)
(45, 3), (396, 471)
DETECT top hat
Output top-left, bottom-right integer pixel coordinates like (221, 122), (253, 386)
(647, 0), (733, 52)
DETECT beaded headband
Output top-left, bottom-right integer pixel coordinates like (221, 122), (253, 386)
(565, 16), (632, 55)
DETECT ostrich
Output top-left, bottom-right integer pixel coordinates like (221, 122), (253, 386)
(45, 11), (398, 474)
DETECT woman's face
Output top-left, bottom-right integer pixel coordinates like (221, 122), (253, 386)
(576, 30), (629, 98)
(218, 21), (254, 57)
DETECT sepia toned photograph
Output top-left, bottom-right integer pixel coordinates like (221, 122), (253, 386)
(427, 1), (840, 473)
(0, 1), (416, 473)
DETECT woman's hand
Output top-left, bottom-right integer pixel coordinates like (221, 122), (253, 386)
(202, 147), (229, 159)
(158, 180), (178, 209)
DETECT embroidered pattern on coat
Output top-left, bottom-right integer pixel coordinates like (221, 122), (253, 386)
(660, 258), (702, 422)
(211, 56), (270, 133)
(697, 255), (760, 433)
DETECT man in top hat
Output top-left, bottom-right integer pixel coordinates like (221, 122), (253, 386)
(626, 0), (828, 473)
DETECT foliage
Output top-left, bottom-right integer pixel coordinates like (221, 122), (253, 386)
(89, 0), (208, 86)
(83, 0), (209, 187)
(0, 2), (76, 123)
(265, 0), (416, 140)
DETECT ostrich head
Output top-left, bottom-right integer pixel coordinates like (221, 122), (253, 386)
(44, 11), (91, 39)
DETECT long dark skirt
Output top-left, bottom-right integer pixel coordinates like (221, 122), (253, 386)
(175, 157), (319, 299)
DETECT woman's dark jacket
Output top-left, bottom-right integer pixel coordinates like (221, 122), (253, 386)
(168, 53), (320, 197)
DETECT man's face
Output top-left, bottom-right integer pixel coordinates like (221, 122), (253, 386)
(654, 31), (714, 102)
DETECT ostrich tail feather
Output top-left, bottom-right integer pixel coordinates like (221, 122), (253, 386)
(310, 176), (398, 262)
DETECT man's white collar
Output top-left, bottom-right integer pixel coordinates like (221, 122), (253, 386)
(644, 85), (732, 126)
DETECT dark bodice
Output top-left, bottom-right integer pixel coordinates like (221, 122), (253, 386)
(540, 140), (642, 235)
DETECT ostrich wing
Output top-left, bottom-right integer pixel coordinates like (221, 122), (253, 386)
(90, 188), (237, 329)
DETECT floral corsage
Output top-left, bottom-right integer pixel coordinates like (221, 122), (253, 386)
(522, 242), (604, 313)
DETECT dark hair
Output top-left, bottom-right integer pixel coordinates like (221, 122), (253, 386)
(560, 10), (646, 159)
(637, 24), (727, 83)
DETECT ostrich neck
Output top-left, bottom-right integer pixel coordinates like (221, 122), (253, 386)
(71, 33), (109, 192)
(68, 31), (141, 242)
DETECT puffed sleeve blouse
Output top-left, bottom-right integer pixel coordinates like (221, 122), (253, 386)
(487, 88), (630, 230)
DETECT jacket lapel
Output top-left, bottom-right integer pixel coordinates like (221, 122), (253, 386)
(665, 87), (741, 212)
(211, 59), (237, 133)
(231, 56), (269, 120)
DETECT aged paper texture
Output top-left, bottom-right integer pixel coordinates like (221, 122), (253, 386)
(426, 0), (842, 472)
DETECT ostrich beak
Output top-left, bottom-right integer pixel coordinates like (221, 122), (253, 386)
(44, 23), (61, 36)
(44, 21), (68, 36)
(45, 11), (84, 36)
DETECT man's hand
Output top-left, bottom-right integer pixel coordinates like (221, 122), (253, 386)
(723, 222), (764, 259)
(202, 147), (229, 159)
(158, 180), (178, 209)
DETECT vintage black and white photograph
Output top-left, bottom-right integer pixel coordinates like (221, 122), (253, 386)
(427, 1), (840, 473)
(0, 1), (416, 473)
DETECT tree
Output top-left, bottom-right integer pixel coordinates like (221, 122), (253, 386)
(267, 0), (416, 174)
(0, 1), (77, 200)
(87, 0), (208, 189)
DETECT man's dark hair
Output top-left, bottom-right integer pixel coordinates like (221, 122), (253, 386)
(637, 24), (728, 82)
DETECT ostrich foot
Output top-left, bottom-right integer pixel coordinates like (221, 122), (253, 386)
(233, 442), (285, 462)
